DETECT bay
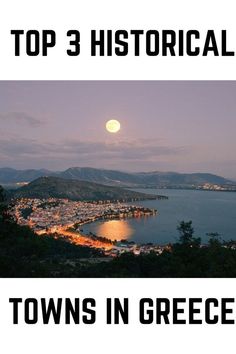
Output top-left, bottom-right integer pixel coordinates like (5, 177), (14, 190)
(82, 189), (236, 244)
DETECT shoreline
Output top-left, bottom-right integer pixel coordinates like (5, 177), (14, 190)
(51, 208), (159, 252)
(10, 197), (159, 253)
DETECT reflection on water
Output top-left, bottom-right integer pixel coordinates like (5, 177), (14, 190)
(95, 220), (134, 241)
(83, 189), (236, 244)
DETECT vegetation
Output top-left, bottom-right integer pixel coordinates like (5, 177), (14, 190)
(0, 187), (104, 277)
(11, 176), (158, 202)
(78, 222), (236, 278)
(1, 186), (236, 277)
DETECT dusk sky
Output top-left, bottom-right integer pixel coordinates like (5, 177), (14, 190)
(0, 81), (235, 179)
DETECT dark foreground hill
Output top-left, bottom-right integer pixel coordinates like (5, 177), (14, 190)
(11, 176), (158, 201)
(0, 167), (233, 188)
(1, 214), (236, 277)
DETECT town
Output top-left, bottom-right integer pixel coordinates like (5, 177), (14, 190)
(9, 198), (168, 257)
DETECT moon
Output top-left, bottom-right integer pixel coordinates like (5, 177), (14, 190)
(106, 119), (121, 133)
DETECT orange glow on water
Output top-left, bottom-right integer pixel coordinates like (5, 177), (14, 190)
(95, 220), (134, 241)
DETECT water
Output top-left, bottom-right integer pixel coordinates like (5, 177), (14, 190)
(82, 189), (236, 244)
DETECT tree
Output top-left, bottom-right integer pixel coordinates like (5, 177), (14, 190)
(0, 185), (5, 202)
(207, 232), (222, 248)
(177, 220), (201, 247)
(0, 185), (7, 221)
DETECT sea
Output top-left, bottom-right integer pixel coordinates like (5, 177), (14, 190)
(82, 189), (236, 245)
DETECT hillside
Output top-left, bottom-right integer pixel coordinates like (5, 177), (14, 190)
(0, 167), (51, 184)
(134, 171), (232, 187)
(0, 167), (233, 188)
(60, 168), (232, 187)
(11, 176), (158, 201)
(59, 167), (139, 186)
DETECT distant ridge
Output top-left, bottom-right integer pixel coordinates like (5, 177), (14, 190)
(11, 176), (158, 202)
(0, 168), (51, 184)
(0, 166), (233, 188)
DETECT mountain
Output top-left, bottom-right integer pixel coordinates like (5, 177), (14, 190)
(0, 168), (51, 184)
(11, 176), (158, 201)
(0, 167), (233, 188)
(134, 171), (232, 187)
(59, 168), (232, 187)
(59, 167), (139, 186)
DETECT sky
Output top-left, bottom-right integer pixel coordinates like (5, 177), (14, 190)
(0, 81), (235, 179)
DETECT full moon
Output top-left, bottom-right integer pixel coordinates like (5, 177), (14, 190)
(106, 119), (121, 133)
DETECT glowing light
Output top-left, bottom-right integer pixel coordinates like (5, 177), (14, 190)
(95, 220), (134, 241)
(106, 119), (121, 133)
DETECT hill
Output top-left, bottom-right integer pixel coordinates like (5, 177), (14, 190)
(11, 176), (158, 201)
(0, 167), (233, 188)
(134, 171), (232, 187)
(59, 167), (232, 187)
(0, 167), (51, 184)
(59, 167), (139, 186)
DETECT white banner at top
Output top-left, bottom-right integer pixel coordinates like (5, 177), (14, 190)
(0, 0), (236, 80)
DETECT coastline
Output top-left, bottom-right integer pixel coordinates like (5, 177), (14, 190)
(10, 197), (159, 253)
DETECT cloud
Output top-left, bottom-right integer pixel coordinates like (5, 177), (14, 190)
(0, 112), (43, 127)
(60, 139), (186, 160)
(0, 137), (187, 170)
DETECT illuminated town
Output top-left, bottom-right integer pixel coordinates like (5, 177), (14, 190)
(10, 198), (169, 257)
